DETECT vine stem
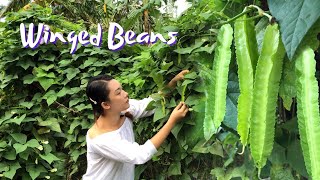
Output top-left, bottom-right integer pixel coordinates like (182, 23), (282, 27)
(54, 101), (79, 114)
(214, 8), (254, 27)
(214, 4), (274, 27)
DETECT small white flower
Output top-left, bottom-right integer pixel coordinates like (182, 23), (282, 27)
(45, 176), (50, 179)
(42, 140), (49, 145)
(50, 168), (57, 173)
(37, 145), (43, 151)
(35, 158), (38, 164)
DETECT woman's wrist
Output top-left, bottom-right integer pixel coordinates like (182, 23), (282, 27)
(166, 118), (176, 127)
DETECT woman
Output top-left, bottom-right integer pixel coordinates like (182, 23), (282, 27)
(83, 70), (189, 180)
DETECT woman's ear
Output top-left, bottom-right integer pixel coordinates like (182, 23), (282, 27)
(101, 102), (111, 110)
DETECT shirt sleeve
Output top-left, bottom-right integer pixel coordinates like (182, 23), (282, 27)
(126, 97), (155, 119)
(91, 138), (157, 165)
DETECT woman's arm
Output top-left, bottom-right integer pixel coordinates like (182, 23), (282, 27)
(167, 70), (190, 89)
(159, 70), (189, 97)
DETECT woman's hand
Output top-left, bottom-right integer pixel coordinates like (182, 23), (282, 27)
(167, 70), (189, 89)
(150, 102), (188, 149)
(168, 102), (189, 125)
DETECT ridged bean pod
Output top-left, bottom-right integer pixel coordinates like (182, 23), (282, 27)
(295, 46), (320, 179)
(249, 24), (285, 172)
(203, 24), (233, 140)
(234, 14), (259, 149)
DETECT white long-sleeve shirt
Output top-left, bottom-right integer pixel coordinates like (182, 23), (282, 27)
(83, 97), (157, 180)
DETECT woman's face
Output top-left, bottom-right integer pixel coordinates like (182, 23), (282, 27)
(106, 79), (129, 112)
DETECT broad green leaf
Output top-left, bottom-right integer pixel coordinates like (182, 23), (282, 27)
(150, 71), (163, 88)
(38, 118), (62, 133)
(171, 123), (183, 139)
(11, 133), (27, 144)
(83, 57), (97, 68)
(39, 153), (60, 164)
(223, 73), (239, 131)
(26, 165), (46, 180)
(39, 64), (54, 71)
(269, 143), (287, 165)
(3, 149), (16, 160)
(23, 74), (36, 84)
(37, 77), (55, 91)
(57, 87), (71, 97)
(0, 162), (9, 172)
(66, 68), (80, 80)
(75, 103), (91, 111)
(267, 0), (320, 59)
(69, 98), (82, 107)
(0, 141), (7, 148)
(9, 114), (26, 125)
(270, 165), (295, 180)
(174, 38), (207, 54)
(153, 107), (166, 122)
(17, 60), (35, 70)
(13, 143), (27, 154)
(20, 101), (33, 109)
(68, 120), (81, 134)
(26, 139), (40, 148)
(287, 139), (308, 178)
(168, 162), (181, 176)
(71, 148), (86, 162)
(19, 149), (30, 160)
(3, 162), (21, 179)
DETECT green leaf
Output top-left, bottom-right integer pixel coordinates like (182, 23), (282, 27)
(3, 149), (16, 160)
(39, 153), (60, 164)
(20, 101), (33, 109)
(11, 133), (27, 144)
(23, 74), (36, 84)
(71, 149), (86, 162)
(171, 123), (183, 139)
(269, 143), (287, 165)
(17, 60), (35, 70)
(271, 165), (295, 180)
(10, 114), (26, 125)
(150, 71), (164, 88)
(83, 57), (97, 68)
(153, 107), (166, 122)
(287, 139), (308, 178)
(0, 162), (9, 172)
(13, 143), (27, 154)
(66, 68), (80, 80)
(223, 73), (239, 131)
(37, 77), (55, 91)
(26, 165), (46, 180)
(26, 139), (40, 148)
(3, 162), (21, 179)
(168, 162), (181, 176)
(68, 120), (81, 134)
(268, 0), (320, 59)
(38, 118), (62, 133)
(0, 141), (7, 148)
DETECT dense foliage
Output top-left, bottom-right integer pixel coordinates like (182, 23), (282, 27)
(0, 0), (319, 179)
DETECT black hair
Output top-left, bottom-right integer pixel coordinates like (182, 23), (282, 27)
(86, 74), (114, 120)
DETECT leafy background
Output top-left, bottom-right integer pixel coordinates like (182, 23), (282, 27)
(0, 0), (319, 179)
